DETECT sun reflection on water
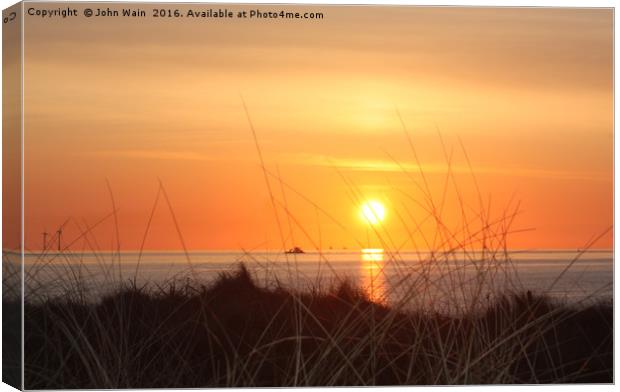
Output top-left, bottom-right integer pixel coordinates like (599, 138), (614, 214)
(361, 248), (386, 304)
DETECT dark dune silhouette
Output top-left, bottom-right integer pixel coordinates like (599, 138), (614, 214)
(13, 263), (613, 388)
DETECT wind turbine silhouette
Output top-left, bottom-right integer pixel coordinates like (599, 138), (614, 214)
(56, 228), (62, 252)
(42, 231), (48, 251)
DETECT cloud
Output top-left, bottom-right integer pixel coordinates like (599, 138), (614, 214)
(289, 153), (610, 182)
(85, 149), (214, 161)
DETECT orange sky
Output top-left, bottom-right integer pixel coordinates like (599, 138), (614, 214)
(21, 5), (612, 251)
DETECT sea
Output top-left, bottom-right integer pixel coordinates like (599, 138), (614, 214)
(15, 249), (614, 311)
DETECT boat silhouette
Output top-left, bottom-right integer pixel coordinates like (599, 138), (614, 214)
(285, 246), (304, 254)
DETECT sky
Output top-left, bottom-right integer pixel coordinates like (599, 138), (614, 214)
(21, 5), (612, 251)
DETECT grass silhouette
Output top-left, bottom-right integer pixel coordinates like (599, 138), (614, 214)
(13, 263), (612, 388)
(5, 112), (613, 387)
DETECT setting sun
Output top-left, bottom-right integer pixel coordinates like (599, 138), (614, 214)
(360, 201), (386, 225)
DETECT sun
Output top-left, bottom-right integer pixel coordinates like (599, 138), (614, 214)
(360, 200), (386, 225)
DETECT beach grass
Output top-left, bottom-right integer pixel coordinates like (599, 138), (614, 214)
(6, 121), (614, 388)
(9, 262), (611, 388)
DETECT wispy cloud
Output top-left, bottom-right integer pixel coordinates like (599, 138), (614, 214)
(85, 149), (214, 161)
(289, 153), (610, 182)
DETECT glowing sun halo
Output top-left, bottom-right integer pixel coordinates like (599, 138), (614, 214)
(360, 201), (386, 225)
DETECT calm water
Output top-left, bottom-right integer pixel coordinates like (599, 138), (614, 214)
(19, 249), (613, 311)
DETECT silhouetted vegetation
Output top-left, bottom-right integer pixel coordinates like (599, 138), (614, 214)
(19, 263), (612, 388)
